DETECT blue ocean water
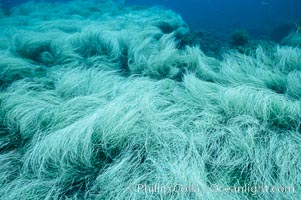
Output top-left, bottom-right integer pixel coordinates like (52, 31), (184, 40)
(126, 0), (301, 39)
(1, 0), (301, 40)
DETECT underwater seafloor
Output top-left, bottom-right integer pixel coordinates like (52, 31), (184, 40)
(0, 0), (301, 199)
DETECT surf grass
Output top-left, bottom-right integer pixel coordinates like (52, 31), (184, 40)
(0, 0), (300, 199)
